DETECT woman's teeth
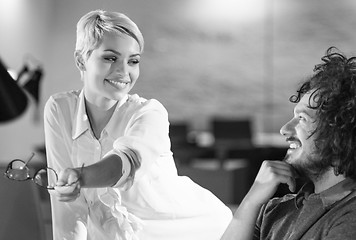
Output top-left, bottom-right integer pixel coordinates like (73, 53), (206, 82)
(107, 79), (128, 87)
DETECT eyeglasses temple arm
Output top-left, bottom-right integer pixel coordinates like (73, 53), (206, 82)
(23, 152), (35, 168)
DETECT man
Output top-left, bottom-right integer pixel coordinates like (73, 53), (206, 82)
(222, 47), (356, 240)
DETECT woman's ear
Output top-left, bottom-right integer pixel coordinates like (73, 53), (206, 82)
(74, 51), (86, 71)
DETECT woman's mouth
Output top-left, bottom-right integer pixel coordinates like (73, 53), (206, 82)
(106, 79), (129, 89)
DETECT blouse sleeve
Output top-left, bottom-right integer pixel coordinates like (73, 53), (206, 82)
(110, 99), (171, 187)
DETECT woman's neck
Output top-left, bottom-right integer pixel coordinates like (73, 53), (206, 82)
(84, 99), (117, 139)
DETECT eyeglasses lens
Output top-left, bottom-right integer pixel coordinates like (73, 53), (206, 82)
(6, 160), (30, 180)
(34, 168), (57, 189)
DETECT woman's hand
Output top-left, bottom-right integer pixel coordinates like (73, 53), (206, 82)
(245, 160), (298, 207)
(53, 168), (82, 202)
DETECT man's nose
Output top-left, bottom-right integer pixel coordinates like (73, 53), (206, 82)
(280, 118), (296, 136)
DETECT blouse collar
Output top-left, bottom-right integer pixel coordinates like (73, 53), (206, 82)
(72, 90), (128, 139)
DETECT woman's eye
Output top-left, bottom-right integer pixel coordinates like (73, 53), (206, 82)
(128, 59), (140, 65)
(104, 56), (117, 62)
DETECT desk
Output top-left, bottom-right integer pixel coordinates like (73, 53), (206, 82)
(172, 144), (289, 204)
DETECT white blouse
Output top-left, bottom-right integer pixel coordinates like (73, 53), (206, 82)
(44, 90), (232, 240)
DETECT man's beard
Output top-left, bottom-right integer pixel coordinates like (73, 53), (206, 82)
(283, 151), (330, 182)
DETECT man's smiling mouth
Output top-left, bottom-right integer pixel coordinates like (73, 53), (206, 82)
(289, 142), (301, 149)
(286, 137), (302, 149)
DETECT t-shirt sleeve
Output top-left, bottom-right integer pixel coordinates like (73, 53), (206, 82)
(253, 203), (267, 240)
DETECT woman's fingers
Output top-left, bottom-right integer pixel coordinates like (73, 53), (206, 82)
(57, 168), (80, 186)
(54, 183), (81, 202)
(53, 168), (82, 202)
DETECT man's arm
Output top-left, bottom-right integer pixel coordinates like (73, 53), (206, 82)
(221, 160), (297, 240)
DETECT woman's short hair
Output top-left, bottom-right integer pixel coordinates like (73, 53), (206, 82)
(75, 9), (144, 59)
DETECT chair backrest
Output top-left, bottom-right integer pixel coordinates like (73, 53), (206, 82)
(0, 167), (47, 240)
(169, 122), (189, 146)
(177, 164), (250, 205)
(212, 118), (253, 148)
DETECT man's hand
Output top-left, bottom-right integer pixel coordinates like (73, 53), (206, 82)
(246, 160), (298, 207)
(221, 160), (298, 240)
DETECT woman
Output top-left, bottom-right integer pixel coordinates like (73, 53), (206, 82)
(44, 9), (232, 240)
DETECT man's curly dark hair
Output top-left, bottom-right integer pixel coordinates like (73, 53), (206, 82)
(290, 47), (356, 180)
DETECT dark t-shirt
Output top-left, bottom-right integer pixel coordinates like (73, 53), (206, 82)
(254, 178), (356, 240)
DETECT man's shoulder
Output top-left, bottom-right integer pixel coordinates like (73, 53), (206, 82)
(337, 188), (356, 209)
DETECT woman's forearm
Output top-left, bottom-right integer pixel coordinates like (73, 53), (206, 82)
(78, 153), (123, 188)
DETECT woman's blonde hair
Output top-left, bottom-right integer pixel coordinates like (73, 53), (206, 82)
(75, 9), (144, 60)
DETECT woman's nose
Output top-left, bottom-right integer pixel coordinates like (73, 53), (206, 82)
(114, 61), (128, 76)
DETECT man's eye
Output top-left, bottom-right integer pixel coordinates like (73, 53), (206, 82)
(298, 116), (306, 122)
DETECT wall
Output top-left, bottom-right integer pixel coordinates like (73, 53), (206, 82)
(1, 0), (356, 162)
(0, 0), (52, 162)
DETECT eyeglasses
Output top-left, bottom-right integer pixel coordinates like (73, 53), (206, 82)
(4, 152), (58, 190)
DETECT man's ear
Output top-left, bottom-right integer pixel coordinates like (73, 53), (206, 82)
(74, 51), (86, 71)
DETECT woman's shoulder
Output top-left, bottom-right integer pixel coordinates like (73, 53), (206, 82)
(46, 90), (80, 106)
(127, 94), (167, 113)
(48, 90), (80, 101)
(44, 90), (81, 115)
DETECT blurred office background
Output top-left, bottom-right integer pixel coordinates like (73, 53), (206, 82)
(1, 0), (356, 239)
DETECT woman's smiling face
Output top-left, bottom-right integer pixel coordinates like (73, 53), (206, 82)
(81, 32), (141, 107)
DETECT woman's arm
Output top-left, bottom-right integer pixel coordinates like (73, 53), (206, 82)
(57, 153), (123, 188)
(55, 99), (169, 200)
